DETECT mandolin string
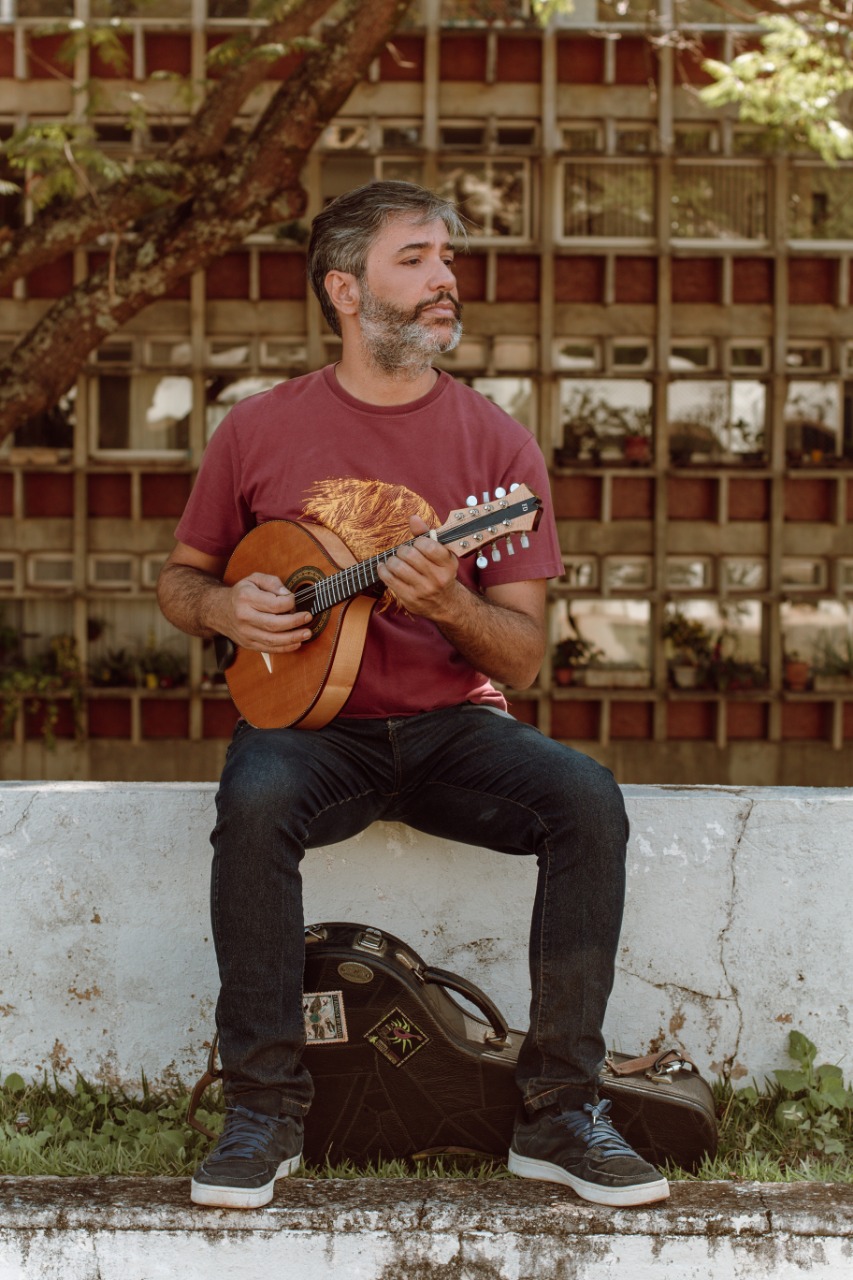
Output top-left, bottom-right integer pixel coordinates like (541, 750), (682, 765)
(287, 498), (536, 612)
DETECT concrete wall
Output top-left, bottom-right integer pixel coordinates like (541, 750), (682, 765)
(1, 783), (850, 1090)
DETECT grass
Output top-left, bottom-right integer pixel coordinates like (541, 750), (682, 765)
(1, 1063), (850, 1183)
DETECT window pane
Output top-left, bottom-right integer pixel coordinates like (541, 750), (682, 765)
(563, 162), (654, 238)
(437, 161), (527, 238)
(560, 379), (652, 459)
(789, 167), (853, 240)
(671, 165), (768, 240)
(668, 380), (765, 458)
(97, 374), (191, 451)
(784, 382), (840, 456)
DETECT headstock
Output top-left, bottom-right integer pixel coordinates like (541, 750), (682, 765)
(435, 483), (542, 567)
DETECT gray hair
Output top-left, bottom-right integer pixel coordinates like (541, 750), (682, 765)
(307, 180), (467, 336)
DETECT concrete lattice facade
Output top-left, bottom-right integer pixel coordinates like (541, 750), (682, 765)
(1, 0), (852, 784)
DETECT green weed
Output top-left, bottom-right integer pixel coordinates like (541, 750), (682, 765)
(1, 1031), (850, 1182)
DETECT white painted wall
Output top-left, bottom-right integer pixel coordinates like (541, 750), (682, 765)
(0, 783), (850, 1090)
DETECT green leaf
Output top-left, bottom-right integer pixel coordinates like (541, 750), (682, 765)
(3, 1074), (26, 1094)
(775, 1099), (808, 1129)
(774, 1069), (808, 1093)
(788, 1031), (818, 1069)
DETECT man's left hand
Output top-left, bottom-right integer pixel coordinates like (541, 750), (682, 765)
(376, 514), (460, 622)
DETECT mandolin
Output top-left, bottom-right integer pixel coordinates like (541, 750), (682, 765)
(216, 484), (542, 730)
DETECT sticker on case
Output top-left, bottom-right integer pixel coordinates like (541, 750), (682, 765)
(365, 1006), (430, 1068)
(303, 990), (348, 1044)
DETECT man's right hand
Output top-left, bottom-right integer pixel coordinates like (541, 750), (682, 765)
(225, 573), (314, 654)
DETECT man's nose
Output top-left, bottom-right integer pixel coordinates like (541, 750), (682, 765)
(430, 258), (457, 291)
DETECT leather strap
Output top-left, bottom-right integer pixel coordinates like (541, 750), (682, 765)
(605, 1048), (697, 1077)
(186, 1033), (222, 1140)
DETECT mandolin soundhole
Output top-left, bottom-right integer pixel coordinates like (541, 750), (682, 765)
(285, 565), (330, 641)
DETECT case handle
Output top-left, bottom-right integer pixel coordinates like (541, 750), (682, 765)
(421, 964), (510, 1046)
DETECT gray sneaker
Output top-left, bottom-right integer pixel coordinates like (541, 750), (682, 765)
(191, 1103), (303, 1209)
(508, 1098), (670, 1207)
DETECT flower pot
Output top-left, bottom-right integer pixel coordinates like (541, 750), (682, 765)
(784, 661), (810, 692)
(671, 664), (701, 689)
(554, 667), (574, 687)
(623, 435), (651, 465)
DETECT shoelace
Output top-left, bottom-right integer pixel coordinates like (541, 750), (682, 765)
(556, 1099), (640, 1160)
(209, 1104), (287, 1163)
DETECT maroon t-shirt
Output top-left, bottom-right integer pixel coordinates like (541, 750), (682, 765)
(175, 365), (564, 717)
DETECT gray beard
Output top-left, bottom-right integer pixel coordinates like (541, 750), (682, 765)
(358, 283), (463, 378)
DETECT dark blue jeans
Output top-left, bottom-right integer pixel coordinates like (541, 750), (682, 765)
(210, 704), (628, 1120)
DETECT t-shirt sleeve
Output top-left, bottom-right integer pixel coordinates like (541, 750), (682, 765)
(174, 409), (254, 557)
(477, 432), (564, 587)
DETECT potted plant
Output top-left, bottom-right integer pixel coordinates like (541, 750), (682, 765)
(663, 609), (714, 689)
(811, 635), (853, 692)
(783, 651), (810, 692)
(552, 634), (602, 687)
(1, 632), (84, 748)
(137, 642), (188, 690)
(610, 406), (652, 466)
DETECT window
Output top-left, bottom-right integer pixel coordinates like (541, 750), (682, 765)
(728, 341), (769, 373)
(666, 557), (713, 591)
(786, 342), (830, 373)
(562, 598), (652, 673)
(559, 378), (653, 461)
(561, 161), (654, 239)
(789, 166), (853, 241)
(554, 340), (601, 371)
(671, 164), (768, 240)
(781, 558), (828, 592)
(721, 558), (767, 593)
(560, 556), (597, 589)
(603, 556), (653, 593)
(612, 340), (653, 371)
(27, 554), (74, 590)
(668, 380), (766, 461)
(88, 555), (136, 591)
(670, 342), (716, 373)
(437, 159), (530, 240)
(784, 382), (840, 459)
(95, 374), (192, 454)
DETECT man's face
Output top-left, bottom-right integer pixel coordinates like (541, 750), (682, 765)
(355, 214), (463, 374)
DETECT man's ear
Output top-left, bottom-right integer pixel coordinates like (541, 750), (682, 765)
(324, 270), (360, 321)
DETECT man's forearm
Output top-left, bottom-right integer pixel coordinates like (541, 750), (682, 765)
(433, 584), (545, 690)
(157, 562), (230, 639)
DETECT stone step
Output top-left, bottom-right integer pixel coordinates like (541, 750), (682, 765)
(1, 1177), (851, 1279)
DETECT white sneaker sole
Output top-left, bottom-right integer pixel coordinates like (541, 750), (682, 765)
(191, 1152), (302, 1209)
(508, 1149), (670, 1207)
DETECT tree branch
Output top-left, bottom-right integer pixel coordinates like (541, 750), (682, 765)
(0, 0), (416, 442)
(0, 0), (339, 294)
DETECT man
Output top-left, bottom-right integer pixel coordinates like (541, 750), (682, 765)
(158, 180), (669, 1211)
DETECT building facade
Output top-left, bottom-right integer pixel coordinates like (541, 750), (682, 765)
(1, 0), (852, 783)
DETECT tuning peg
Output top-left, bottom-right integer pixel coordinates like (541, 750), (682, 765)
(520, 533), (530, 549)
(510, 483), (519, 492)
(491, 546), (501, 562)
(482, 491), (490, 503)
(466, 496), (478, 507)
(495, 487), (507, 499)
(506, 537), (515, 556)
(476, 553), (488, 569)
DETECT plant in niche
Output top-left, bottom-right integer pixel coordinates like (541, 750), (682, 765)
(0, 631), (85, 748)
(552, 632), (603, 686)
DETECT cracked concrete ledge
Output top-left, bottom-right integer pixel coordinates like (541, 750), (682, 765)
(0, 1178), (851, 1279)
(2, 783), (852, 1090)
